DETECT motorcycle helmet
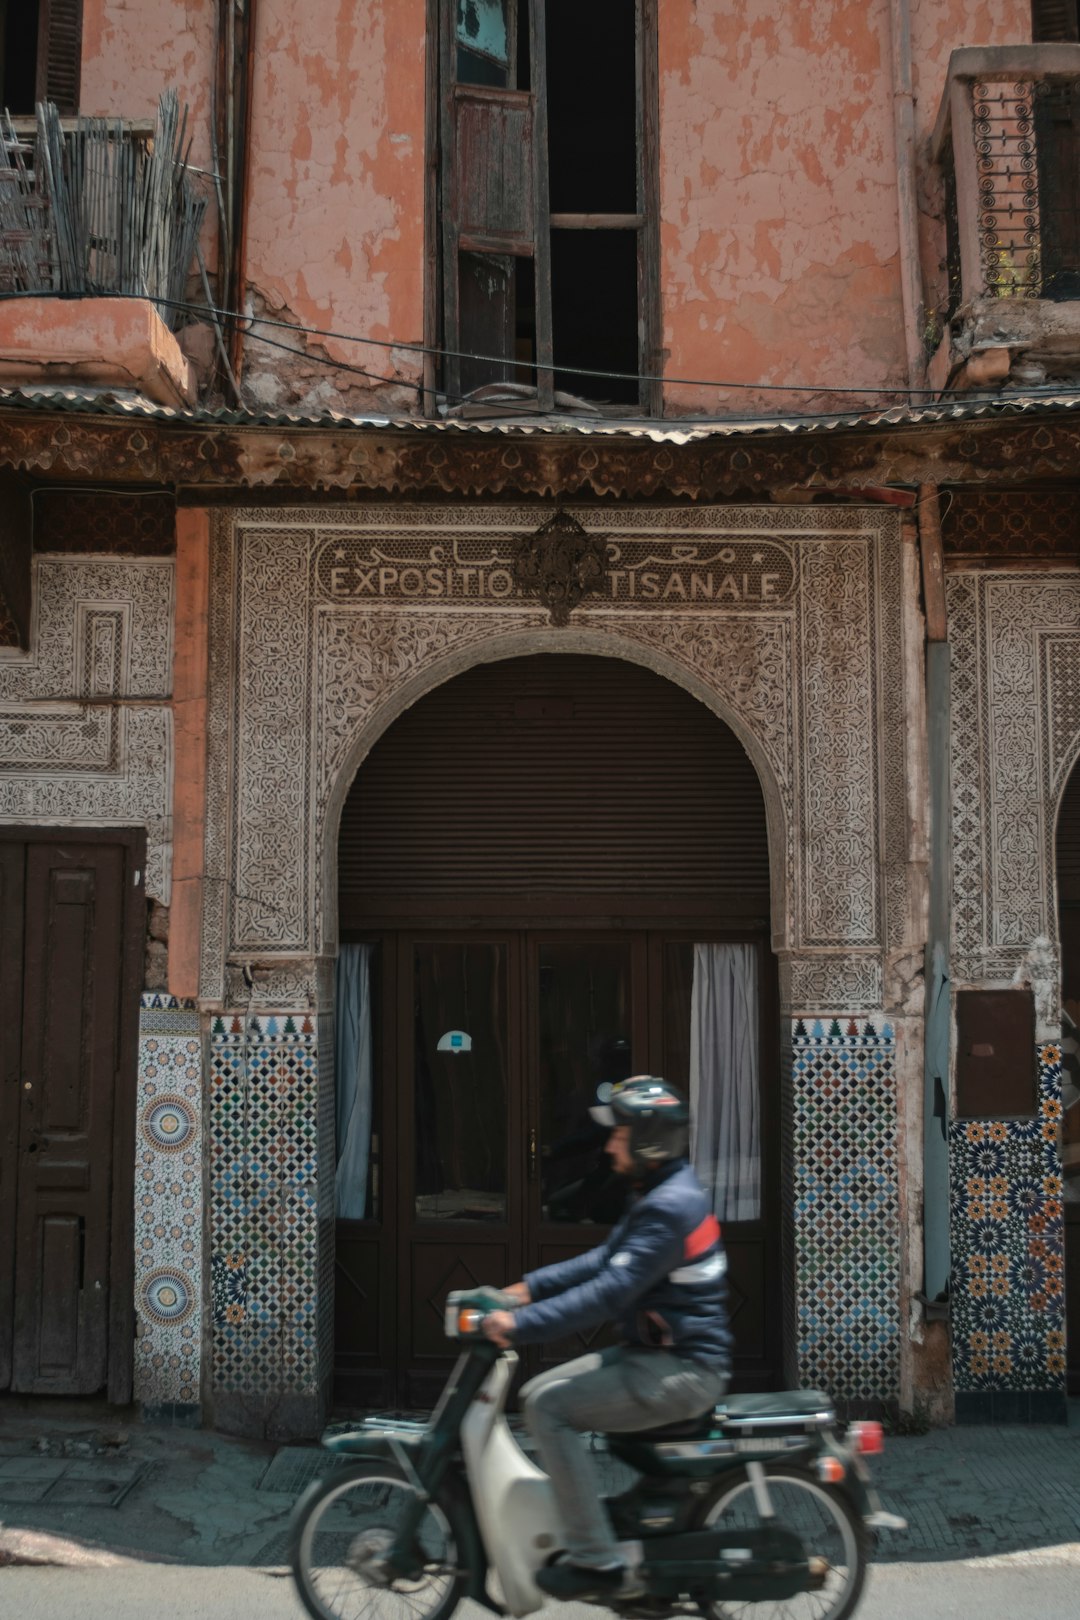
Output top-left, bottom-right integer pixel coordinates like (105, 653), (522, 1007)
(590, 1075), (690, 1172)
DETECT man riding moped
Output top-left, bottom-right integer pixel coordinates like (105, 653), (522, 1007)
(481, 1075), (731, 1603)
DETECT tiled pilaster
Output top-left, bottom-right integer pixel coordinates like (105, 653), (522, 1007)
(134, 993), (203, 1416)
(791, 1018), (901, 1409)
(208, 1013), (324, 1436)
(949, 1045), (1067, 1423)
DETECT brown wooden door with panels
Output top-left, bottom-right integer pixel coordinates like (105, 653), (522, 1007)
(0, 829), (143, 1399)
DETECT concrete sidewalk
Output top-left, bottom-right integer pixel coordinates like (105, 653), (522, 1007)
(2, 1401), (1079, 1571)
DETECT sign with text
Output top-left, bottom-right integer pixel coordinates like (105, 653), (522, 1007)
(315, 534), (795, 609)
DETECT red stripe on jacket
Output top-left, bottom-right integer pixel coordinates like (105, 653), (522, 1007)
(684, 1213), (721, 1260)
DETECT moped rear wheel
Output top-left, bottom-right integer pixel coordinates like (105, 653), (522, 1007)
(695, 1464), (868, 1620)
(290, 1460), (466, 1620)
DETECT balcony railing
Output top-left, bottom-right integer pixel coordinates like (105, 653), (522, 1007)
(0, 91), (205, 328)
(934, 45), (1080, 315)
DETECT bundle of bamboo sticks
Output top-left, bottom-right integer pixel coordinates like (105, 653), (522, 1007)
(0, 89), (206, 327)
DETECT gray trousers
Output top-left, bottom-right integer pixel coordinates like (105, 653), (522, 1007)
(520, 1345), (728, 1570)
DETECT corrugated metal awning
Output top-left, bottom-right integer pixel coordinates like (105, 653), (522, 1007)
(4, 382), (1080, 440)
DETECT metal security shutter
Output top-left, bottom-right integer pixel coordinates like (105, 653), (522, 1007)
(339, 653), (770, 921)
(37, 1), (83, 115)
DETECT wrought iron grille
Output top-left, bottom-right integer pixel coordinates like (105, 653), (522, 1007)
(973, 79), (1042, 297)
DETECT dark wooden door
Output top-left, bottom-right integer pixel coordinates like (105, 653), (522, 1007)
(523, 935), (645, 1377)
(0, 833), (142, 1398)
(355, 923), (779, 1407)
(0, 841), (26, 1388)
(521, 931), (778, 1388)
(398, 934), (524, 1406)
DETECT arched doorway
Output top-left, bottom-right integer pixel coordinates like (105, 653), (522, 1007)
(1057, 760), (1080, 1394)
(332, 654), (780, 1407)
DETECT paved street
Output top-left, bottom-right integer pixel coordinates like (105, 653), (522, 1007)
(2, 1404), (1080, 1617)
(5, 1556), (1080, 1620)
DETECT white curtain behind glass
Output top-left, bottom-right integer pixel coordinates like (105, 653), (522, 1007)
(335, 943), (373, 1220)
(689, 943), (760, 1223)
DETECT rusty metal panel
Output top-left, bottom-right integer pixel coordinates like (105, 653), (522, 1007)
(955, 988), (1037, 1119)
(453, 87), (535, 247)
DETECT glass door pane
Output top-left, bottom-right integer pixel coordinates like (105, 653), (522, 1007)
(413, 942), (508, 1221)
(537, 941), (632, 1225)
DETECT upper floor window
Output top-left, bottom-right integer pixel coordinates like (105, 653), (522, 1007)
(433, 0), (659, 413)
(1, 1), (82, 118)
(1033, 1), (1079, 40)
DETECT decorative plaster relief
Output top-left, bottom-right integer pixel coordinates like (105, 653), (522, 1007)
(797, 541), (879, 947)
(949, 572), (1080, 985)
(203, 506), (903, 1006)
(223, 962), (321, 1010)
(0, 556), (174, 898)
(781, 954), (884, 1015)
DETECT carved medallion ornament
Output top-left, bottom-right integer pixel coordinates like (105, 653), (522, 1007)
(512, 510), (608, 624)
(202, 504), (907, 1018)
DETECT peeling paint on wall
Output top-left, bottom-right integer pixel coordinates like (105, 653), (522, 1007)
(78, 1), (1040, 416)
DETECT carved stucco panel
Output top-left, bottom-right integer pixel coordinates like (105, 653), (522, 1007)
(231, 528), (311, 951)
(0, 556), (174, 899)
(203, 506), (904, 1007)
(948, 571), (1080, 983)
(781, 953), (884, 1015)
(797, 540), (878, 948)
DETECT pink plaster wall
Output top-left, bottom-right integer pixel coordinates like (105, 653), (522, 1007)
(74, 1), (1037, 418)
(81, 2), (216, 169)
(240, 0), (426, 413)
(655, 0), (1031, 416)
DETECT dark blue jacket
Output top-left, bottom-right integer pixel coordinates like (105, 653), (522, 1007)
(511, 1159), (732, 1369)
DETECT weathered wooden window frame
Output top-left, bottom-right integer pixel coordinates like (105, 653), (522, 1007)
(2, 1), (83, 115)
(424, 0), (661, 416)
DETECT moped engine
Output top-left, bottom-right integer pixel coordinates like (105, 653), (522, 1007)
(639, 1524), (810, 1603)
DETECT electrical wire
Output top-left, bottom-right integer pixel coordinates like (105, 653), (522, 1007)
(149, 294), (1080, 424)
(143, 291), (957, 400)
(5, 284), (1079, 417)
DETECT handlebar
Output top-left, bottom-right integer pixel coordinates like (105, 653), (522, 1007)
(444, 1285), (519, 1340)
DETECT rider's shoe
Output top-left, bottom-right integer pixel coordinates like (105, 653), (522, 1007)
(536, 1559), (643, 1602)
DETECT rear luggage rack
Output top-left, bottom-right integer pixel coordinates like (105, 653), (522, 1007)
(714, 1391), (836, 1437)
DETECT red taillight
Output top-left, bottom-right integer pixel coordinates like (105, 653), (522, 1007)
(849, 1421), (884, 1456)
(817, 1456), (846, 1484)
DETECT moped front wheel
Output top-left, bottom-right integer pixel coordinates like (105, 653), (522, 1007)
(290, 1460), (466, 1620)
(695, 1464), (869, 1620)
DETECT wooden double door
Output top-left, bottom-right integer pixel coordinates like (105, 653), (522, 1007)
(335, 928), (780, 1408)
(0, 830), (143, 1399)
